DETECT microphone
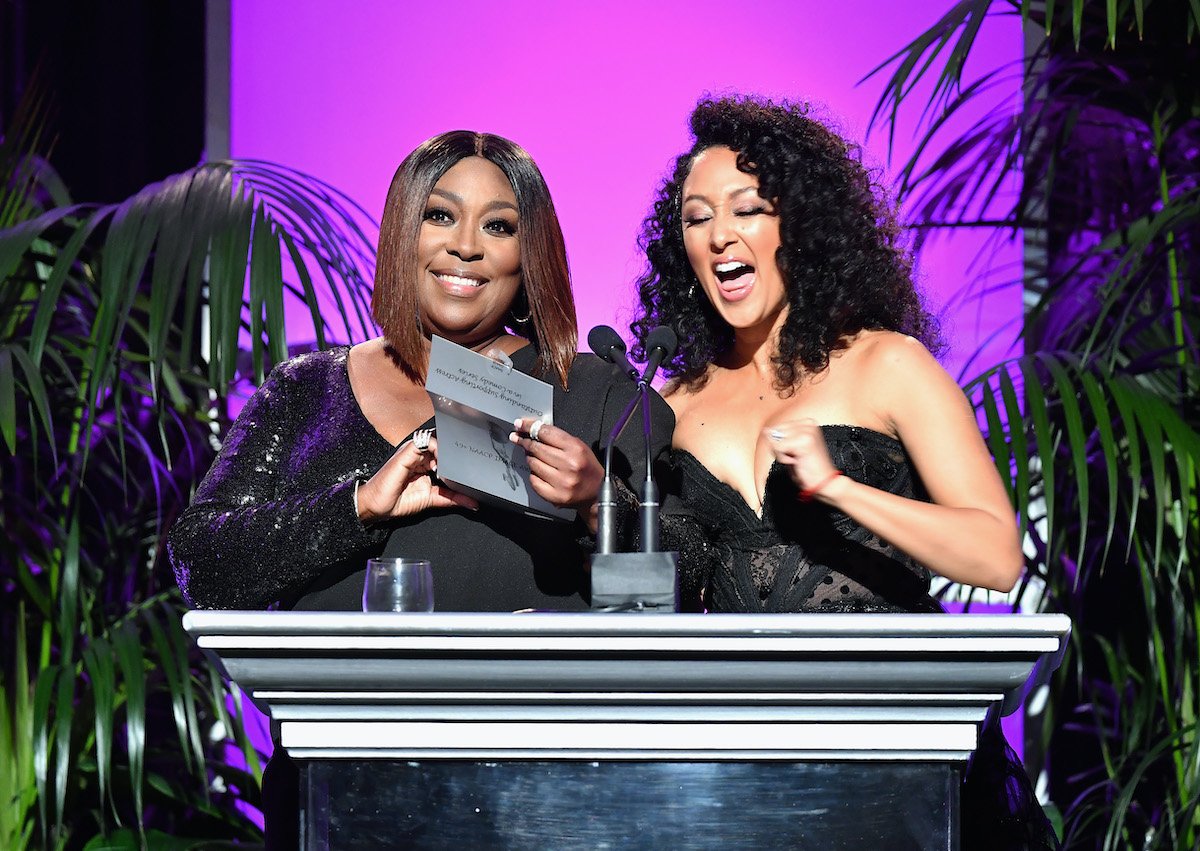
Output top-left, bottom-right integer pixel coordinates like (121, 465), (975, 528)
(587, 325), (680, 612)
(589, 324), (641, 554)
(635, 327), (677, 552)
(588, 325), (639, 381)
(639, 325), (678, 387)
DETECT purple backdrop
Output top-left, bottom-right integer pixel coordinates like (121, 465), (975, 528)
(229, 0), (1022, 380)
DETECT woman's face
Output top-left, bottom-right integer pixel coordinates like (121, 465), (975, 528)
(680, 146), (785, 337)
(416, 156), (522, 346)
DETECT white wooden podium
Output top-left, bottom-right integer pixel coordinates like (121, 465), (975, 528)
(184, 611), (1069, 849)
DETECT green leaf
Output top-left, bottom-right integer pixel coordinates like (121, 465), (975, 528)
(114, 624), (147, 828)
(51, 662), (75, 830)
(30, 666), (58, 839)
(160, 603), (207, 787)
(1131, 389), (1168, 572)
(56, 510), (82, 668)
(28, 208), (108, 366)
(999, 365), (1032, 543)
(1042, 355), (1090, 569)
(0, 207), (83, 281)
(1019, 359), (1056, 553)
(1108, 378), (1144, 559)
(9, 345), (55, 464)
(142, 609), (199, 781)
(83, 637), (118, 824)
(82, 827), (213, 851)
(0, 347), (15, 452)
(1079, 371), (1119, 564)
(978, 374), (1015, 504)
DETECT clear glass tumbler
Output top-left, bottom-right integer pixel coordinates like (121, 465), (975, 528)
(362, 558), (434, 612)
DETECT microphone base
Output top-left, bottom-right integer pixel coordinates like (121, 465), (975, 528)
(590, 551), (679, 612)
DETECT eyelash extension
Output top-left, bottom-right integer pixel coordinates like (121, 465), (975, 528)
(485, 219), (517, 235)
(423, 207), (453, 222)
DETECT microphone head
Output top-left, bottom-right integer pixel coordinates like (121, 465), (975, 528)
(587, 325), (627, 361)
(646, 325), (678, 359)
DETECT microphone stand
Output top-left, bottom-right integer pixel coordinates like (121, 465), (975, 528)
(590, 329), (679, 613)
(595, 390), (642, 556)
(638, 381), (660, 553)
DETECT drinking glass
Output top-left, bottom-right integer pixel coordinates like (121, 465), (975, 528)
(362, 558), (435, 612)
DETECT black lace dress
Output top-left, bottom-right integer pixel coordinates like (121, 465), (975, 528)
(670, 425), (942, 614)
(664, 425), (1060, 850)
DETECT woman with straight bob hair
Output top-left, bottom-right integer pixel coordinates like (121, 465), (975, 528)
(167, 129), (671, 616)
(373, 131), (579, 387)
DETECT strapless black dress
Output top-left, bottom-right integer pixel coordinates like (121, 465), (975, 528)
(664, 425), (1059, 849)
(672, 424), (942, 613)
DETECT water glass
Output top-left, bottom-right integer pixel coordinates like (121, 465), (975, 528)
(362, 558), (435, 612)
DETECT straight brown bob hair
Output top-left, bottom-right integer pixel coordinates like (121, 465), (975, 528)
(373, 130), (577, 386)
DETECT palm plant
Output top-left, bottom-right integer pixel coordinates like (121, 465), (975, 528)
(0, 81), (378, 847)
(869, 1), (1199, 847)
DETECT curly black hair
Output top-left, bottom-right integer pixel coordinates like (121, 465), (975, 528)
(630, 95), (941, 391)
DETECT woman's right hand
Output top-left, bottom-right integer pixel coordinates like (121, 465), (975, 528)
(356, 435), (478, 523)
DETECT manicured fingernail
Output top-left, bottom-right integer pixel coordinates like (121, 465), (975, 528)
(509, 432), (519, 443)
(513, 418), (522, 429)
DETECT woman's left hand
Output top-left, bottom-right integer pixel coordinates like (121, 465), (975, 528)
(511, 417), (605, 527)
(763, 419), (846, 504)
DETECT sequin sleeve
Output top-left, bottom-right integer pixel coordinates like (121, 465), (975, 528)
(165, 351), (391, 609)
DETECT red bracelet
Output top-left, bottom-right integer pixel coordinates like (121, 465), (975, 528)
(797, 470), (843, 503)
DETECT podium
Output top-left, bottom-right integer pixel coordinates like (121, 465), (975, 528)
(183, 611), (1069, 849)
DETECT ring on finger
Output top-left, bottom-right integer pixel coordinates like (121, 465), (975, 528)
(529, 419), (545, 443)
(412, 428), (433, 453)
(768, 428), (784, 442)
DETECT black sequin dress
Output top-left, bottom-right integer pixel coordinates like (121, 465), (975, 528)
(166, 344), (671, 612)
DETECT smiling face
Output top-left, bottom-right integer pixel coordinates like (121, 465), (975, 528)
(680, 146), (786, 338)
(416, 156), (522, 347)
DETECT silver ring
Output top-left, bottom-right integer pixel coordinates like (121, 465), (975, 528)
(768, 428), (784, 442)
(528, 419), (545, 443)
(412, 428), (432, 453)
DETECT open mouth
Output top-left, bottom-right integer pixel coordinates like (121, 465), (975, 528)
(714, 260), (752, 282)
(713, 260), (755, 300)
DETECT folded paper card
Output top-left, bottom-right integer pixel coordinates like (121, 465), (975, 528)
(425, 335), (573, 521)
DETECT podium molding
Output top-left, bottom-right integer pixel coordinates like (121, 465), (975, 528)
(184, 611), (1069, 763)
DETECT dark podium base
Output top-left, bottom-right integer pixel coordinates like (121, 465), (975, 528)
(300, 760), (959, 850)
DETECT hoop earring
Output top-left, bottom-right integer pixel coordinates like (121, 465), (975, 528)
(510, 288), (532, 324)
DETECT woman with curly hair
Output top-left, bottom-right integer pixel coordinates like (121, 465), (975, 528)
(632, 95), (1057, 851)
(631, 94), (1022, 614)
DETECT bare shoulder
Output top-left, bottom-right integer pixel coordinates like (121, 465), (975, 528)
(852, 330), (940, 373)
(660, 376), (694, 418)
(849, 330), (952, 393)
(848, 331), (965, 428)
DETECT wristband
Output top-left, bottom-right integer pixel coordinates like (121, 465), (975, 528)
(798, 470), (843, 503)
